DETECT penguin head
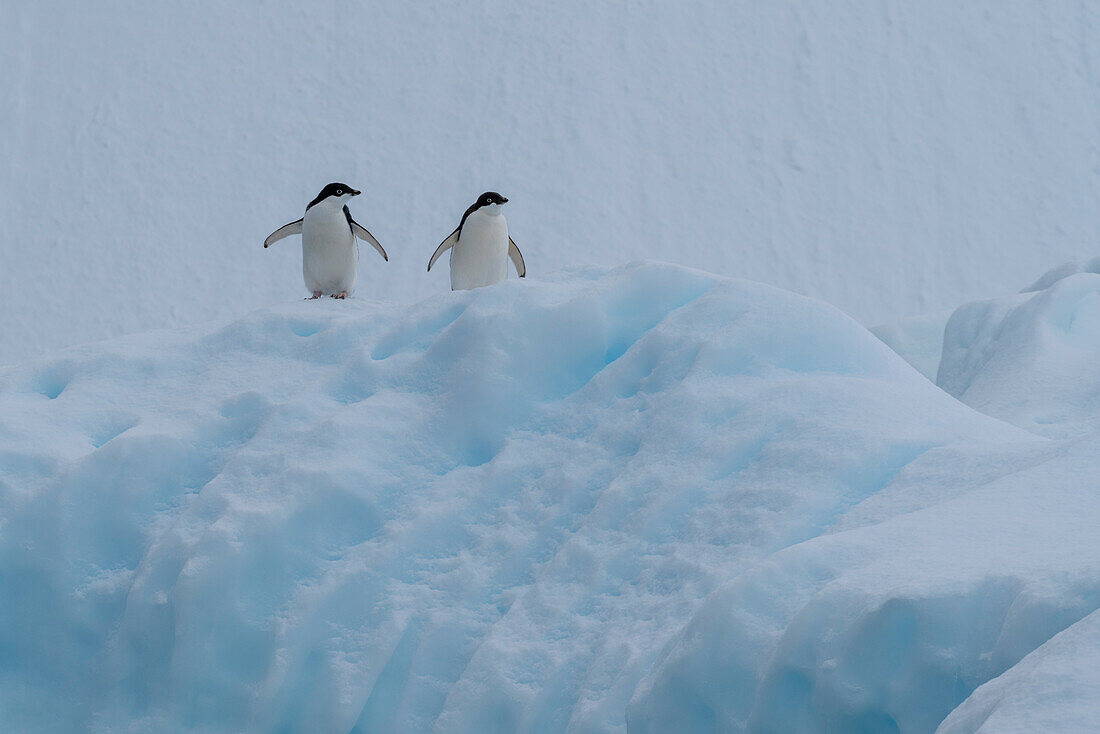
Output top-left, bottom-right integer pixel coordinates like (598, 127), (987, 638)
(307, 182), (361, 210)
(475, 191), (508, 216)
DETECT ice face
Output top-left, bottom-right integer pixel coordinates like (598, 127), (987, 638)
(7, 3), (1100, 364)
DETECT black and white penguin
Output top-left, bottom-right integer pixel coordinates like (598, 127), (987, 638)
(264, 183), (388, 299)
(427, 192), (525, 290)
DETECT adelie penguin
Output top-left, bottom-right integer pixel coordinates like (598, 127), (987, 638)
(428, 191), (525, 290)
(264, 183), (388, 299)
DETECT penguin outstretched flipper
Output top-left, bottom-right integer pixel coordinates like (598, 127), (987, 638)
(427, 228), (459, 272)
(345, 206), (387, 261)
(264, 219), (302, 248)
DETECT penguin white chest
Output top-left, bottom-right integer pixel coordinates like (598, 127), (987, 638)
(450, 209), (509, 290)
(301, 205), (358, 295)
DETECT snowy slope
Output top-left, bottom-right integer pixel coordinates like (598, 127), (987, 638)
(630, 263), (1100, 733)
(6, 1), (1100, 363)
(629, 434), (1100, 733)
(3, 262), (1097, 733)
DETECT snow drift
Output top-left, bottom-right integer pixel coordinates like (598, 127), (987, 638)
(1, 262), (1098, 733)
(939, 265), (1100, 437)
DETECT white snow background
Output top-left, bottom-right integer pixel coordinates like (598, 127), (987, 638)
(4, 1), (1100, 362)
(4, 2), (1100, 733)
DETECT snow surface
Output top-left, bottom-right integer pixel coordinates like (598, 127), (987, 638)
(938, 264), (1100, 438)
(937, 610), (1100, 734)
(3, 262), (1099, 733)
(870, 310), (952, 382)
(7, 2), (1100, 363)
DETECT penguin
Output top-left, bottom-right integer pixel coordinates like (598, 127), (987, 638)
(264, 183), (388, 299)
(427, 191), (525, 290)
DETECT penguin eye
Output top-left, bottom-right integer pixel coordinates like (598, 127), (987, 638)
(335, 189), (344, 196)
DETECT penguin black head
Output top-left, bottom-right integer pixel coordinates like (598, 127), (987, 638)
(307, 182), (361, 210)
(460, 191), (509, 228)
(476, 191), (508, 207)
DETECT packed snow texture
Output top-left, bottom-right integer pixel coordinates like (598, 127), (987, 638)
(3, 262), (1099, 733)
(6, 1), (1100, 363)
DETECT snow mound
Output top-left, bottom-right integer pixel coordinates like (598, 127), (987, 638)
(629, 263), (1100, 733)
(0, 262), (1094, 733)
(938, 269), (1100, 436)
(1022, 256), (1100, 293)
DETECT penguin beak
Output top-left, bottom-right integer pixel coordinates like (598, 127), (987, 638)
(500, 197), (509, 204)
(351, 190), (361, 196)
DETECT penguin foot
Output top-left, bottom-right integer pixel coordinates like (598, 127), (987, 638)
(307, 292), (323, 300)
(332, 291), (347, 300)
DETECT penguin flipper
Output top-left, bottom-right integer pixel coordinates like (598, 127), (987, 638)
(508, 237), (526, 278)
(428, 227), (460, 272)
(263, 219), (303, 248)
(350, 220), (388, 261)
(344, 205), (388, 261)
